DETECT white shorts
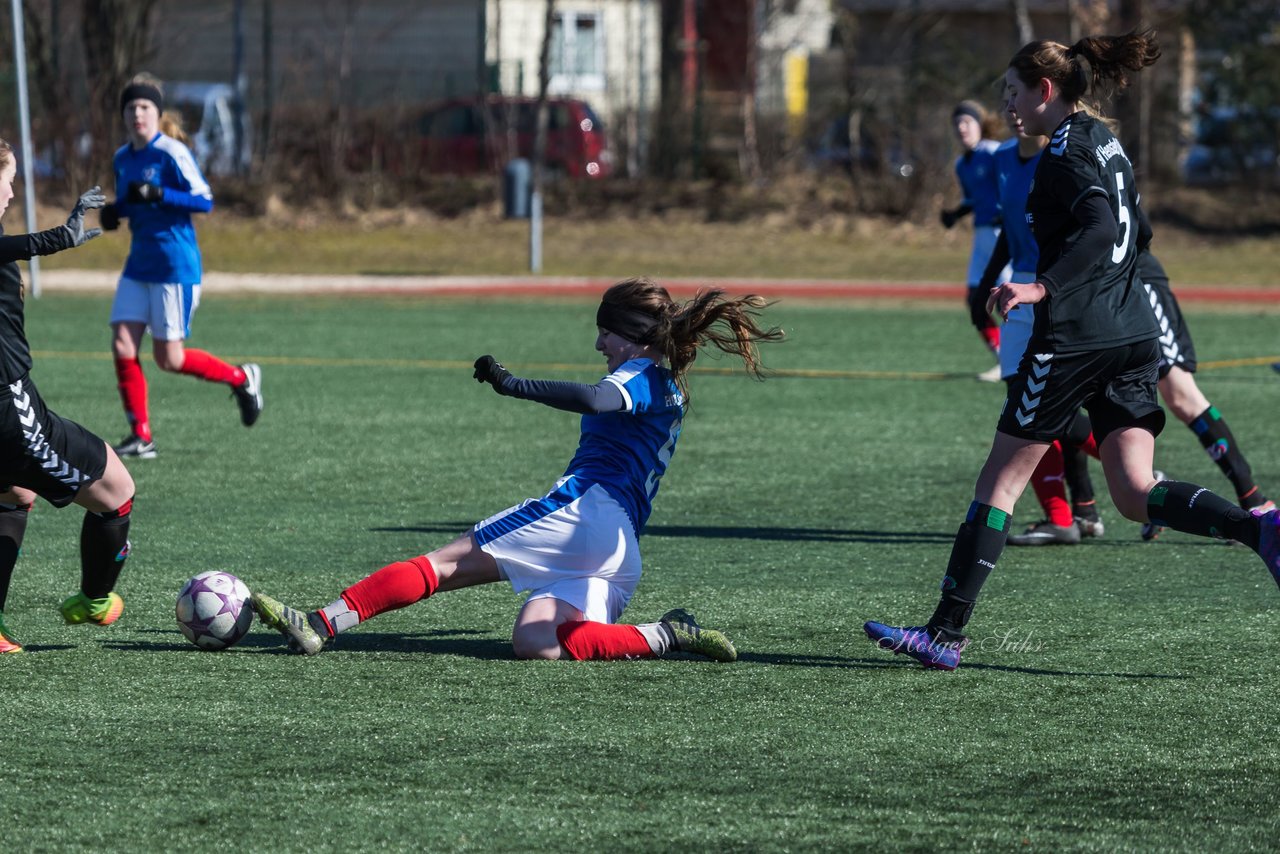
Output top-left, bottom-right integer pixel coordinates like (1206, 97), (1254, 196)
(474, 477), (641, 624)
(967, 225), (1010, 288)
(109, 276), (201, 341)
(999, 270), (1037, 379)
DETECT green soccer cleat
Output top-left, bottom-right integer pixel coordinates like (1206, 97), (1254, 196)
(0, 614), (23, 654)
(250, 592), (326, 655)
(659, 608), (737, 663)
(59, 591), (124, 626)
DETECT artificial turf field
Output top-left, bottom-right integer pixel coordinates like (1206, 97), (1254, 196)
(1, 291), (1277, 851)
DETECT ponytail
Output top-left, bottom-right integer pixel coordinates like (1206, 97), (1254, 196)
(1010, 28), (1160, 108)
(598, 278), (784, 400)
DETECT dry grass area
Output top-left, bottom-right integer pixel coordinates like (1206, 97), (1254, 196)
(26, 175), (1280, 287)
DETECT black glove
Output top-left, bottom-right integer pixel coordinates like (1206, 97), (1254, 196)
(473, 355), (513, 394)
(64, 186), (105, 247)
(940, 208), (959, 229)
(127, 181), (164, 204)
(100, 203), (121, 231)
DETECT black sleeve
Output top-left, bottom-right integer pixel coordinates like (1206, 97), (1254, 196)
(497, 375), (628, 415)
(1038, 193), (1117, 296)
(1135, 204), (1153, 254)
(0, 227), (73, 264)
(978, 230), (1011, 290)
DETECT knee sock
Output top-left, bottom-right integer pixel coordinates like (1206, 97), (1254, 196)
(1188, 406), (1267, 507)
(114, 357), (151, 441)
(556, 621), (656, 660)
(1060, 442), (1098, 515)
(324, 555), (438, 634)
(0, 502), (31, 613)
(980, 326), (1000, 353)
(79, 498), (132, 598)
(1029, 442), (1073, 526)
(179, 349), (246, 386)
(927, 502), (1011, 642)
(1147, 480), (1259, 550)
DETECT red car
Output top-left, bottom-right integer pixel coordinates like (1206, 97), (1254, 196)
(414, 96), (612, 179)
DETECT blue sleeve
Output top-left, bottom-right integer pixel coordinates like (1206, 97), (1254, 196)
(160, 187), (214, 213)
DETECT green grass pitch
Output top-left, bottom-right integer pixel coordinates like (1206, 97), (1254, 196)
(1, 292), (1277, 850)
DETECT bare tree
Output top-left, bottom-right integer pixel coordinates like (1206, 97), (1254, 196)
(81, 0), (160, 174)
(1067, 0), (1109, 42)
(532, 0), (556, 193)
(1011, 0), (1033, 45)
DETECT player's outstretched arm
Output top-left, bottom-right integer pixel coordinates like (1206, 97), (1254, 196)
(473, 355), (626, 414)
(0, 186), (104, 262)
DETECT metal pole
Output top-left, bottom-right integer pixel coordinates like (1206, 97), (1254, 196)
(11, 0), (41, 297)
(529, 189), (542, 273)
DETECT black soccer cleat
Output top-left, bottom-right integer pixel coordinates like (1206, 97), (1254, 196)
(233, 363), (263, 427)
(113, 435), (157, 459)
(1008, 519), (1082, 546)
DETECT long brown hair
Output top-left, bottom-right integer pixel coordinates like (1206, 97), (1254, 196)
(601, 277), (784, 399)
(0, 138), (13, 171)
(1009, 29), (1161, 113)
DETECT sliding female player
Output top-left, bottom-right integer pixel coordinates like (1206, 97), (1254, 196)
(251, 278), (783, 661)
(865, 30), (1280, 670)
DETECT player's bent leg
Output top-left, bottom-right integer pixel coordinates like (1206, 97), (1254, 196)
(973, 432), (1052, 514)
(430, 532), (504, 592)
(514, 596), (582, 660)
(1157, 367), (1211, 424)
(151, 338), (186, 373)
(62, 446), (135, 627)
(112, 322), (153, 451)
(1098, 427), (1160, 522)
(75, 446), (136, 515)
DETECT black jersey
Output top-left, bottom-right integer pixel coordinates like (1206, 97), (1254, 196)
(0, 224), (75, 384)
(1026, 111), (1157, 352)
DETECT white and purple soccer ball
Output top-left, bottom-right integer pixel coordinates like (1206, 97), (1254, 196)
(176, 571), (254, 651)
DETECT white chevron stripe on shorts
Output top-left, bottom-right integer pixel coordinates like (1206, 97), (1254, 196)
(1143, 283), (1181, 367)
(1015, 353), (1053, 427)
(8, 380), (91, 488)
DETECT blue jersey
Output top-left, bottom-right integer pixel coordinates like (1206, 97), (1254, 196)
(563, 358), (684, 533)
(954, 139), (1001, 226)
(993, 139), (1042, 275)
(113, 133), (213, 284)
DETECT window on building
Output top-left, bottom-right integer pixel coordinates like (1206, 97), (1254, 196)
(550, 11), (604, 92)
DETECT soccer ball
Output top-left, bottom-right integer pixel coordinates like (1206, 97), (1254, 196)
(176, 571), (254, 651)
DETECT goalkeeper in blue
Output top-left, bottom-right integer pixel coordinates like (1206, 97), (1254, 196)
(252, 278), (783, 661)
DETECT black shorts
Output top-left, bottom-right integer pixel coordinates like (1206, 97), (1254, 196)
(0, 375), (107, 507)
(1143, 276), (1197, 377)
(997, 339), (1166, 446)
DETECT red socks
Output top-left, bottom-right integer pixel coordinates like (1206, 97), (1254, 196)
(980, 326), (1001, 353)
(556, 621), (655, 660)
(180, 349), (246, 386)
(114, 357), (151, 441)
(1077, 431), (1099, 460)
(1029, 441), (1074, 527)
(340, 555), (438, 622)
(115, 350), (245, 441)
